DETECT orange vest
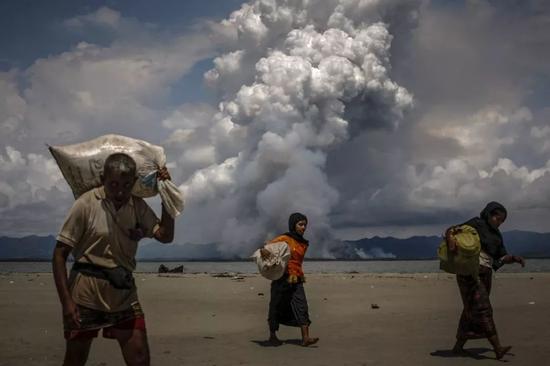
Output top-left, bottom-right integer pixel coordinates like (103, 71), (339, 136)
(269, 234), (308, 278)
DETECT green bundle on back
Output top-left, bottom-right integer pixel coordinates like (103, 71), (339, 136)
(438, 225), (481, 277)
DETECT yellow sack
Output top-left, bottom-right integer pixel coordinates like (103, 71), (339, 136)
(438, 225), (480, 276)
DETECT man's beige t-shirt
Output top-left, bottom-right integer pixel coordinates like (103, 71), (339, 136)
(57, 187), (160, 312)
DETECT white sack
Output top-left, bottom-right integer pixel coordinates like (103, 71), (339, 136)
(252, 242), (290, 281)
(49, 134), (184, 218)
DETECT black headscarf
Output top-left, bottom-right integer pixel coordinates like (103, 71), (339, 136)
(285, 212), (309, 245)
(479, 201), (507, 222)
(463, 201), (508, 269)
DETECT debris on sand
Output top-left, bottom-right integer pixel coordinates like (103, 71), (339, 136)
(158, 264), (185, 273)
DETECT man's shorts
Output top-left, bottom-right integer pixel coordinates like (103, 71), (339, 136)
(64, 302), (146, 341)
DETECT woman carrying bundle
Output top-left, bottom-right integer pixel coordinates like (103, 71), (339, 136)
(260, 212), (319, 347)
(446, 201), (525, 360)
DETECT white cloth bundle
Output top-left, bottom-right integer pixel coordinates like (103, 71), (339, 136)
(252, 242), (290, 281)
(49, 134), (184, 218)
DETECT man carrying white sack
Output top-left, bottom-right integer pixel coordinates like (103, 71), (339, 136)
(52, 153), (174, 366)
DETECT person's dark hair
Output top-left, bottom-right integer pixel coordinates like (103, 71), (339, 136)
(288, 212), (308, 233)
(103, 153), (137, 178)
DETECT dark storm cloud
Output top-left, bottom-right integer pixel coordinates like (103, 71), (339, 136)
(325, 0), (550, 236)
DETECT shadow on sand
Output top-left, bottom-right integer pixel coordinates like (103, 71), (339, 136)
(251, 340), (283, 347)
(431, 347), (513, 361)
(251, 339), (319, 348)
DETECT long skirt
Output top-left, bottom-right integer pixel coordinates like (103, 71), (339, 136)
(456, 266), (497, 340)
(268, 276), (311, 332)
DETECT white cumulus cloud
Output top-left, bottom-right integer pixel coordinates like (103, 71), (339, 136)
(170, 0), (417, 256)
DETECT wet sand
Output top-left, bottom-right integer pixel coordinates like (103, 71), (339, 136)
(1, 272), (548, 365)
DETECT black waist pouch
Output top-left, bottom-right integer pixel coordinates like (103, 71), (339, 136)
(72, 262), (135, 290)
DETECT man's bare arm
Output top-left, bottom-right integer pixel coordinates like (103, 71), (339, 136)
(154, 166), (175, 243)
(154, 204), (175, 243)
(52, 242), (80, 327)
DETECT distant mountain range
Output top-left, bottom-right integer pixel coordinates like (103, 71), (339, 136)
(0, 236), (222, 261)
(339, 230), (550, 259)
(0, 230), (548, 260)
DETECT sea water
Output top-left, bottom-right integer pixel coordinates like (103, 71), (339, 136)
(1, 259), (548, 274)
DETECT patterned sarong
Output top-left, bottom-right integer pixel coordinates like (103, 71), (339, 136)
(456, 266), (497, 340)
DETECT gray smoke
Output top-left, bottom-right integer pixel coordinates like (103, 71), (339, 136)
(171, 0), (418, 256)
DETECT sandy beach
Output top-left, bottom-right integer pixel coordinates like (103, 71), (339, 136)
(0, 272), (548, 366)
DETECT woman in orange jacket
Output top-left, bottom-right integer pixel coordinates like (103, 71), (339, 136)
(260, 212), (319, 347)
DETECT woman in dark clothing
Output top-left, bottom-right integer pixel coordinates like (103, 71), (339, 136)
(260, 212), (319, 347)
(446, 201), (525, 360)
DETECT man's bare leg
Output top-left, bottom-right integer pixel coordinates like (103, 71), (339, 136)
(116, 329), (150, 366)
(63, 338), (93, 366)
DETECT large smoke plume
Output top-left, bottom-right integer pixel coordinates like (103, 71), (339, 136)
(170, 0), (419, 257)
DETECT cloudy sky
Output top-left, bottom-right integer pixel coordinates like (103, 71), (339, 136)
(1, 0), (549, 257)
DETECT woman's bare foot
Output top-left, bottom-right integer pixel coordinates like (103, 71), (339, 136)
(301, 337), (319, 347)
(452, 338), (467, 355)
(452, 345), (466, 354)
(268, 336), (283, 346)
(495, 345), (512, 360)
